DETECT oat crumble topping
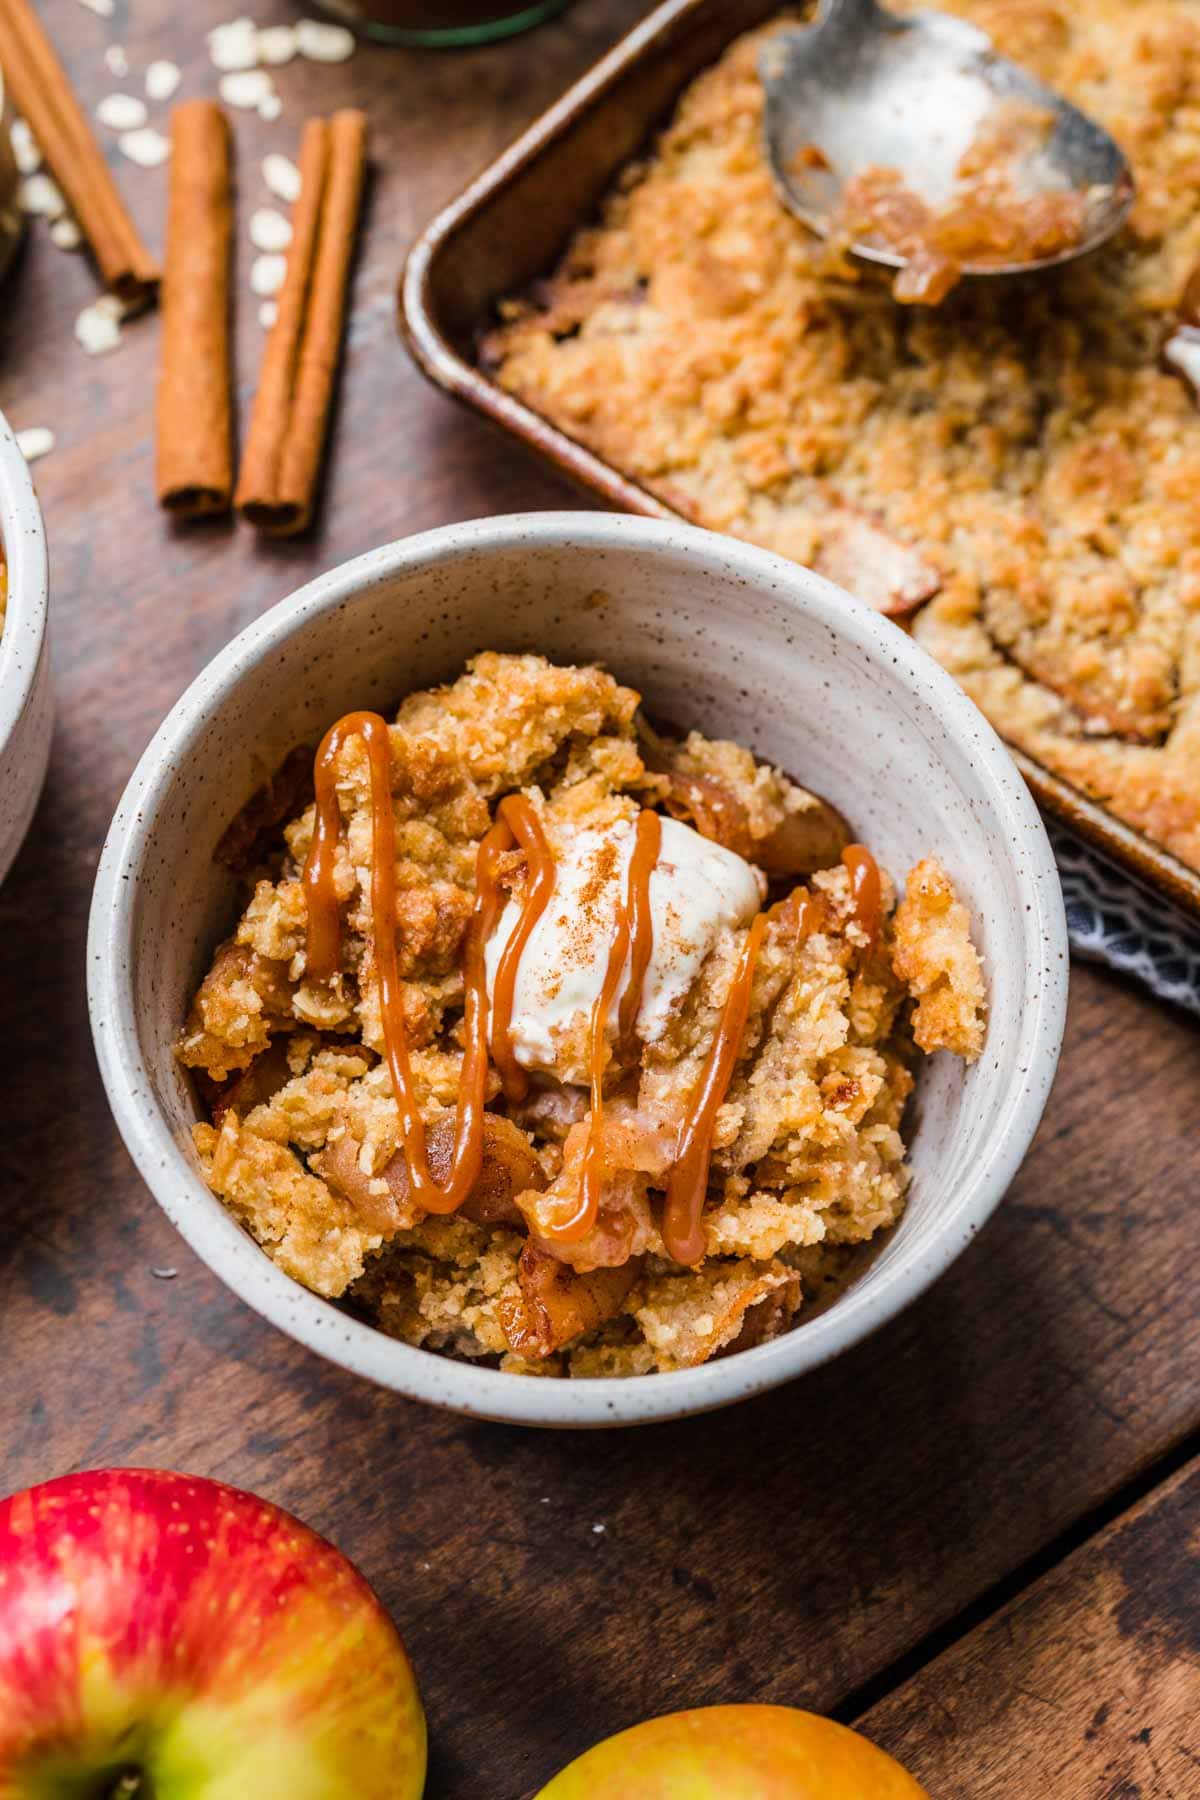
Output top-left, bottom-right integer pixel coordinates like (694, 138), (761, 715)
(178, 654), (985, 1377)
(483, 1), (1200, 874)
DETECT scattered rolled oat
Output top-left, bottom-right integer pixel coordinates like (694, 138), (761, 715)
(19, 173), (65, 218)
(295, 18), (356, 62)
(15, 427), (54, 463)
(118, 127), (170, 169)
(76, 0), (114, 16)
(257, 25), (298, 65)
(104, 45), (129, 78)
(150, 1266), (179, 1279)
(263, 152), (302, 204)
(219, 69), (276, 111)
(208, 18), (260, 72)
(249, 206), (292, 253)
(258, 299), (279, 329)
(250, 252), (287, 296)
(75, 297), (123, 356)
(10, 120), (40, 176)
(96, 94), (148, 132)
(145, 60), (182, 103)
(49, 216), (83, 250)
(258, 93), (283, 123)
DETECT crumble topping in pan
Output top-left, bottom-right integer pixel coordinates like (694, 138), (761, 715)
(483, 1), (1200, 874)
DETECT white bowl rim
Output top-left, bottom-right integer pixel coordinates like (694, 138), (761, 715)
(88, 512), (1067, 1428)
(0, 409), (49, 765)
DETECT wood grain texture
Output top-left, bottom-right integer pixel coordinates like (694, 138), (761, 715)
(860, 1458), (1200, 1798)
(0, 5), (1196, 1798)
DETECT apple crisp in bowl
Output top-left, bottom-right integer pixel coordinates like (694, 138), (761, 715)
(90, 513), (1066, 1425)
(177, 652), (986, 1377)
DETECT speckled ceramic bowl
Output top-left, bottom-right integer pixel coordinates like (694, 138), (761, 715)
(0, 407), (51, 888)
(88, 514), (1067, 1427)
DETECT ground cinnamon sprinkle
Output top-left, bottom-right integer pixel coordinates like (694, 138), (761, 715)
(156, 102), (234, 519)
(236, 110), (368, 536)
(0, 0), (159, 306)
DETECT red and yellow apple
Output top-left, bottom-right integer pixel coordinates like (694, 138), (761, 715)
(536, 1704), (929, 1798)
(0, 1468), (425, 1798)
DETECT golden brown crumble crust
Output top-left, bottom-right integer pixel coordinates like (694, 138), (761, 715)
(179, 654), (985, 1377)
(483, 1), (1200, 874)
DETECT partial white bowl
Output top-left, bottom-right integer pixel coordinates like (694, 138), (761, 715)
(88, 514), (1067, 1427)
(0, 407), (51, 887)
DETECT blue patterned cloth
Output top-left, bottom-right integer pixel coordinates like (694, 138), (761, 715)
(1051, 825), (1200, 1019)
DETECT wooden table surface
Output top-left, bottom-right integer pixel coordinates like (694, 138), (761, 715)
(1, 3), (1197, 1795)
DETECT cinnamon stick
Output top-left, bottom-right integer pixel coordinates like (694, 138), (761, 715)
(236, 111), (368, 536)
(0, 0), (159, 306)
(157, 102), (233, 518)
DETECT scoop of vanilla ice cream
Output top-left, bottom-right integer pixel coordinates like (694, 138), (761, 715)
(483, 814), (764, 1084)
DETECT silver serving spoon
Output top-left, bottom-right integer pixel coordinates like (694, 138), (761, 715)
(760, 0), (1134, 284)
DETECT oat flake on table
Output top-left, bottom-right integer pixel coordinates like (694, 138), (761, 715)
(263, 152), (302, 203)
(259, 300), (279, 329)
(75, 0), (114, 17)
(257, 25), (298, 65)
(219, 70), (276, 111)
(251, 252), (287, 297)
(15, 427), (54, 464)
(145, 61), (182, 103)
(119, 127), (170, 169)
(50, 217), (83, 251)
(96, 94), (148, 132)
(19, 174), (65, 219)
(258, 93), (283, 123)
(104, 45), (129, 78)
(249, 207), (292, 253)
(10, 121), (40, 177)
(75, 299), (123, 356)
(208, 18), (260, 73)
(295, 19), (356, 62)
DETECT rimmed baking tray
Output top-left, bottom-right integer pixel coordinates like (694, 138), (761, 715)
(400, 0), (1200, 929)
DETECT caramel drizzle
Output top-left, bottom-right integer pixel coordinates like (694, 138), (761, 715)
(302, 711), (499, 1214)
(617, 809), (661, 1057)
(487, 795), (557, 1104)
(303, 712), (868, 1262)
(659, 887), (821, 1266)
(661, 912), (767, 1267)
(842, 842), (882, 946)
(547, 808), (663, 1246)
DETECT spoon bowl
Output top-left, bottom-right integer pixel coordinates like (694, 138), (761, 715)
(761, 0), (1134, 283)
